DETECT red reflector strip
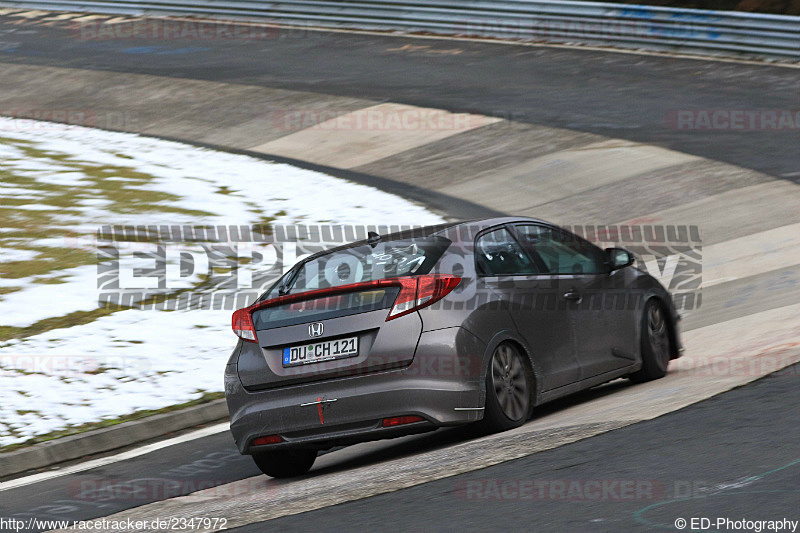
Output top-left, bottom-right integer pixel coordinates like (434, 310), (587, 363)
(381, 415), (424, 428)
(252, 435), (283, 446)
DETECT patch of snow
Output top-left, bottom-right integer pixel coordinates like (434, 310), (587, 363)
(0, 116), (446, 446)
(0, 248), (39, 263)
(0, 265), (99, 326)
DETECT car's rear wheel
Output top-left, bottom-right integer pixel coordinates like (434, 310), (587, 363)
(629, 299), (671, 383)
(252, 448), (317, 478)
(480, 342), (533, 432)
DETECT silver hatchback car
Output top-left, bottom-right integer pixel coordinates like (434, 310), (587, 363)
(224, 217), (682, 477)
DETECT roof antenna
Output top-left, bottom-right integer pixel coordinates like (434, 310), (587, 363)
(367, 231), (381, 248)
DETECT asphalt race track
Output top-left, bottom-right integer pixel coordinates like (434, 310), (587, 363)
(4, 364), (799, 531)
(0, 16), (798, 180)
(0, 9), (798, 532)
(233, 363), (800, 532)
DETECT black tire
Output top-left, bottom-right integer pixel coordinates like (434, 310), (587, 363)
(629, 299), (671, 383)
(480, 342), (533, 433)
(252, 448), (317, 478)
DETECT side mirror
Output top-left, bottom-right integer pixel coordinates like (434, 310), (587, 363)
(606, 248), (635, 270)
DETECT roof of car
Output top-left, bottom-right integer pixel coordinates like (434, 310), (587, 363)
(283, 217), (555, 268)
(437, 216), (553, 236)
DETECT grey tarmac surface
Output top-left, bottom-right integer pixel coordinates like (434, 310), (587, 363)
(0, 431), (257, 530)
(231, 362), (800, 533)
(4, 363), (798, 532)
(0, 16), (798, 180)
(0, 419), (541, 531)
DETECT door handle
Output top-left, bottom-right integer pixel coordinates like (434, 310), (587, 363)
(563, 291), (582, 301)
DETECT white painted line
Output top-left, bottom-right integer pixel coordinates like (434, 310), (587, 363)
(0, 422), (228, 492)
(701, 277), (737, 287)
(40, 13), (83, 20)
(6, 10), (51, 18)
(65, 15), (107, 21)
(102, 16), (140, 25)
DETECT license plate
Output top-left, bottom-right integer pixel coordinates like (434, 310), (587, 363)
(282, 336), (358, 367)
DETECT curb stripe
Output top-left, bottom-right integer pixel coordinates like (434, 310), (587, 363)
(702, 222), (800, 288)
(249, 103), (500, 169)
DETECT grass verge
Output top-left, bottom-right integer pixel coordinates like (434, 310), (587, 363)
(0, 391), (225, 454)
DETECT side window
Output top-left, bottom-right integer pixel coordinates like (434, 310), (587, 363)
(475, 227), (537, 275)
(515, 225), (607, 275)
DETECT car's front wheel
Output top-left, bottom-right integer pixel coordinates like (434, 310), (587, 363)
(252, 448), (317, 478)
(480, 342), (533, 432)
(629, 299), (671, 383)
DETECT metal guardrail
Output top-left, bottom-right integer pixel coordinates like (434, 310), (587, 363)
(3, 0), (799, 58)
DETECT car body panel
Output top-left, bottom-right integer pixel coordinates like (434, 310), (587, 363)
(224, 216), (683, 456)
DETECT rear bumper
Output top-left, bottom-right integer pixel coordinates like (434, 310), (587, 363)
(225, 326), (486, 454)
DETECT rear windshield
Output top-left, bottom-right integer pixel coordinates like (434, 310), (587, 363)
(272, 235), (451, 297)
(252, 235), (451, 331)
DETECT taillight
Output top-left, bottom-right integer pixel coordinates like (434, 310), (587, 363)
(232, 308), (257, 343)
(386, 274), (461, 321)
(385, 277), (420, 320)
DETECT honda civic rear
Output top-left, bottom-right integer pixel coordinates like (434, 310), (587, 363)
(224, 227), (483, 477)
(224, 217), (682, 478)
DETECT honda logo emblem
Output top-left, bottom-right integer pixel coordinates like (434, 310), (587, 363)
(308, 322), (324, 337)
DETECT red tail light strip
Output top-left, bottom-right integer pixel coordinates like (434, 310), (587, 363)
(251, 435), (283, 446)
(382, 415), (425, 427)
(231, 275), (461, 342)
